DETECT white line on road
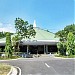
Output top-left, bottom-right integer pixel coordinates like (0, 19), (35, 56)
(45, 63), (50, 68)
(45, 63), (60, 75)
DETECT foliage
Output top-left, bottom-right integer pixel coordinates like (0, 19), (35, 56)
(5, 32), (13, 58)
(0, 31), (13, 39)
(0, 32), (5, 39)
(15, 17), (36, 39)
(55, 24), (75, 41)
(55, 54), (75, 58)
(0, 48), (2, 52)
(66, 32), (75, 55)
(64, 24), (75, 35)
(56, 24), (75, 56)
(14, 18), (36, 53)
(57, 42), (66, 55)
(12, 35), (21, 52)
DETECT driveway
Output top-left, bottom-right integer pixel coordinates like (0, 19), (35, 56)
(0, 57), (75, 75)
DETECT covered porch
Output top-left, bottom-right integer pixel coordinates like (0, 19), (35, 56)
(19, 40), (58, 54)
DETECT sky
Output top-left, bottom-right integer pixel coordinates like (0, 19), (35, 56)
(0, 0), (74, 33)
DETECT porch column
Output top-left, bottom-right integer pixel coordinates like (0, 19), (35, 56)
(46, 45), (48, 54)
(27, 45), (29, 54)
(44, 45), (46, 54)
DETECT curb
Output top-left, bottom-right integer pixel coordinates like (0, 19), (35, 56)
(54, 57), (75, 59)
(15, 66), (21, 75)
(7, 66), (13, 75)
(7, 66), (21, 75)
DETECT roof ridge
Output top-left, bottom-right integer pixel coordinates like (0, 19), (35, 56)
(34, 27), (55, 34)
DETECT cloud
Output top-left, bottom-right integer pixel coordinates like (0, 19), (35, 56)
(0, 22), (16, 33)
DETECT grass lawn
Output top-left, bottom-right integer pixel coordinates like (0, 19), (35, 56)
(0, 55), (21, 60)
(55, 54), (75, 58)
(0, 63), (11, 75)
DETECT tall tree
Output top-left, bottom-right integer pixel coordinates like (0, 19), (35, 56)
(55, 24), (75, 55)
(15, 18), (36, 39)
(66, 32), (75, 55)
(5, 32), (13, 58)
(14, 18), (36, 53)
(55, 24), (75, 41)
(64, 24), (75, 35)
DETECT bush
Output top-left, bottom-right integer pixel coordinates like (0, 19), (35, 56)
(57, 42), (66, 55)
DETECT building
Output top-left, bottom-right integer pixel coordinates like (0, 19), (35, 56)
(0, 21), (59, 54)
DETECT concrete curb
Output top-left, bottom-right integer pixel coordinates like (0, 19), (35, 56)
(7, 66), (21, 75)
(15, 66), (21, 75)
(7, 66), (13, 75)
(54, 57), (75, 59)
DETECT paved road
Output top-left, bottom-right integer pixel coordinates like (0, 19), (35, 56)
(0, 57), (75, 75)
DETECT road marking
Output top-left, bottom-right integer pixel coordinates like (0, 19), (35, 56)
(45, 63), (50, 68)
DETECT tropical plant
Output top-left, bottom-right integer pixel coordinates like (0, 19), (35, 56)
(66, 32), (75, 55)
(57, 42), (66, 55)
(12, 35), (21, 52)
(5, 32), (13, 58)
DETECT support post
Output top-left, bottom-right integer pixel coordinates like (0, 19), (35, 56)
(27, 45), (29, 54)
(44, 45), (46, 54)
(46, 45), (48, 54)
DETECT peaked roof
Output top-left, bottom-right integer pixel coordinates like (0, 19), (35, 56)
(0, 27), (59, 44)
(22, 27), (59, 41)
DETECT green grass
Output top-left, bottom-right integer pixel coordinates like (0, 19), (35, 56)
(55, 54), (75, 58)
(0, 55), (21, 60)
(0, 63), (11, 75)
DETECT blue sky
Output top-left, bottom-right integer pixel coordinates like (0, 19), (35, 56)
(0, 0), (74, 33)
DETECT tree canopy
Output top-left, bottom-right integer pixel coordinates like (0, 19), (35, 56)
(56, 24), (75, 56)
(55, 24), (75, 41)
(0, 32), (13, 39)
(0, 32), (6, 39)
(15, 18), (36, 39)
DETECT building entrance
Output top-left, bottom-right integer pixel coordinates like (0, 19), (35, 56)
(29, 45), (44, 54)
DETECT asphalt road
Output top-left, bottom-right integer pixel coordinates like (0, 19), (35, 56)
(0, 57), (75, 75)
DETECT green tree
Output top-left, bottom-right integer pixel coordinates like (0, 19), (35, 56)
(12, 35), (21, 52)
(0, 32), (5, 39)
(55, 24), (75, 41)
(14, 18), (36, 53)
(66, 32), (75, 55)
(56, 24), (75, 56)
(5, 32), (13, 58)
(57, 42), (66, 55)
(15, 18), (36, 39)
(0, 32), (13, 39)
(55, 30), (66, 41)
(64, 24), (75, 35)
